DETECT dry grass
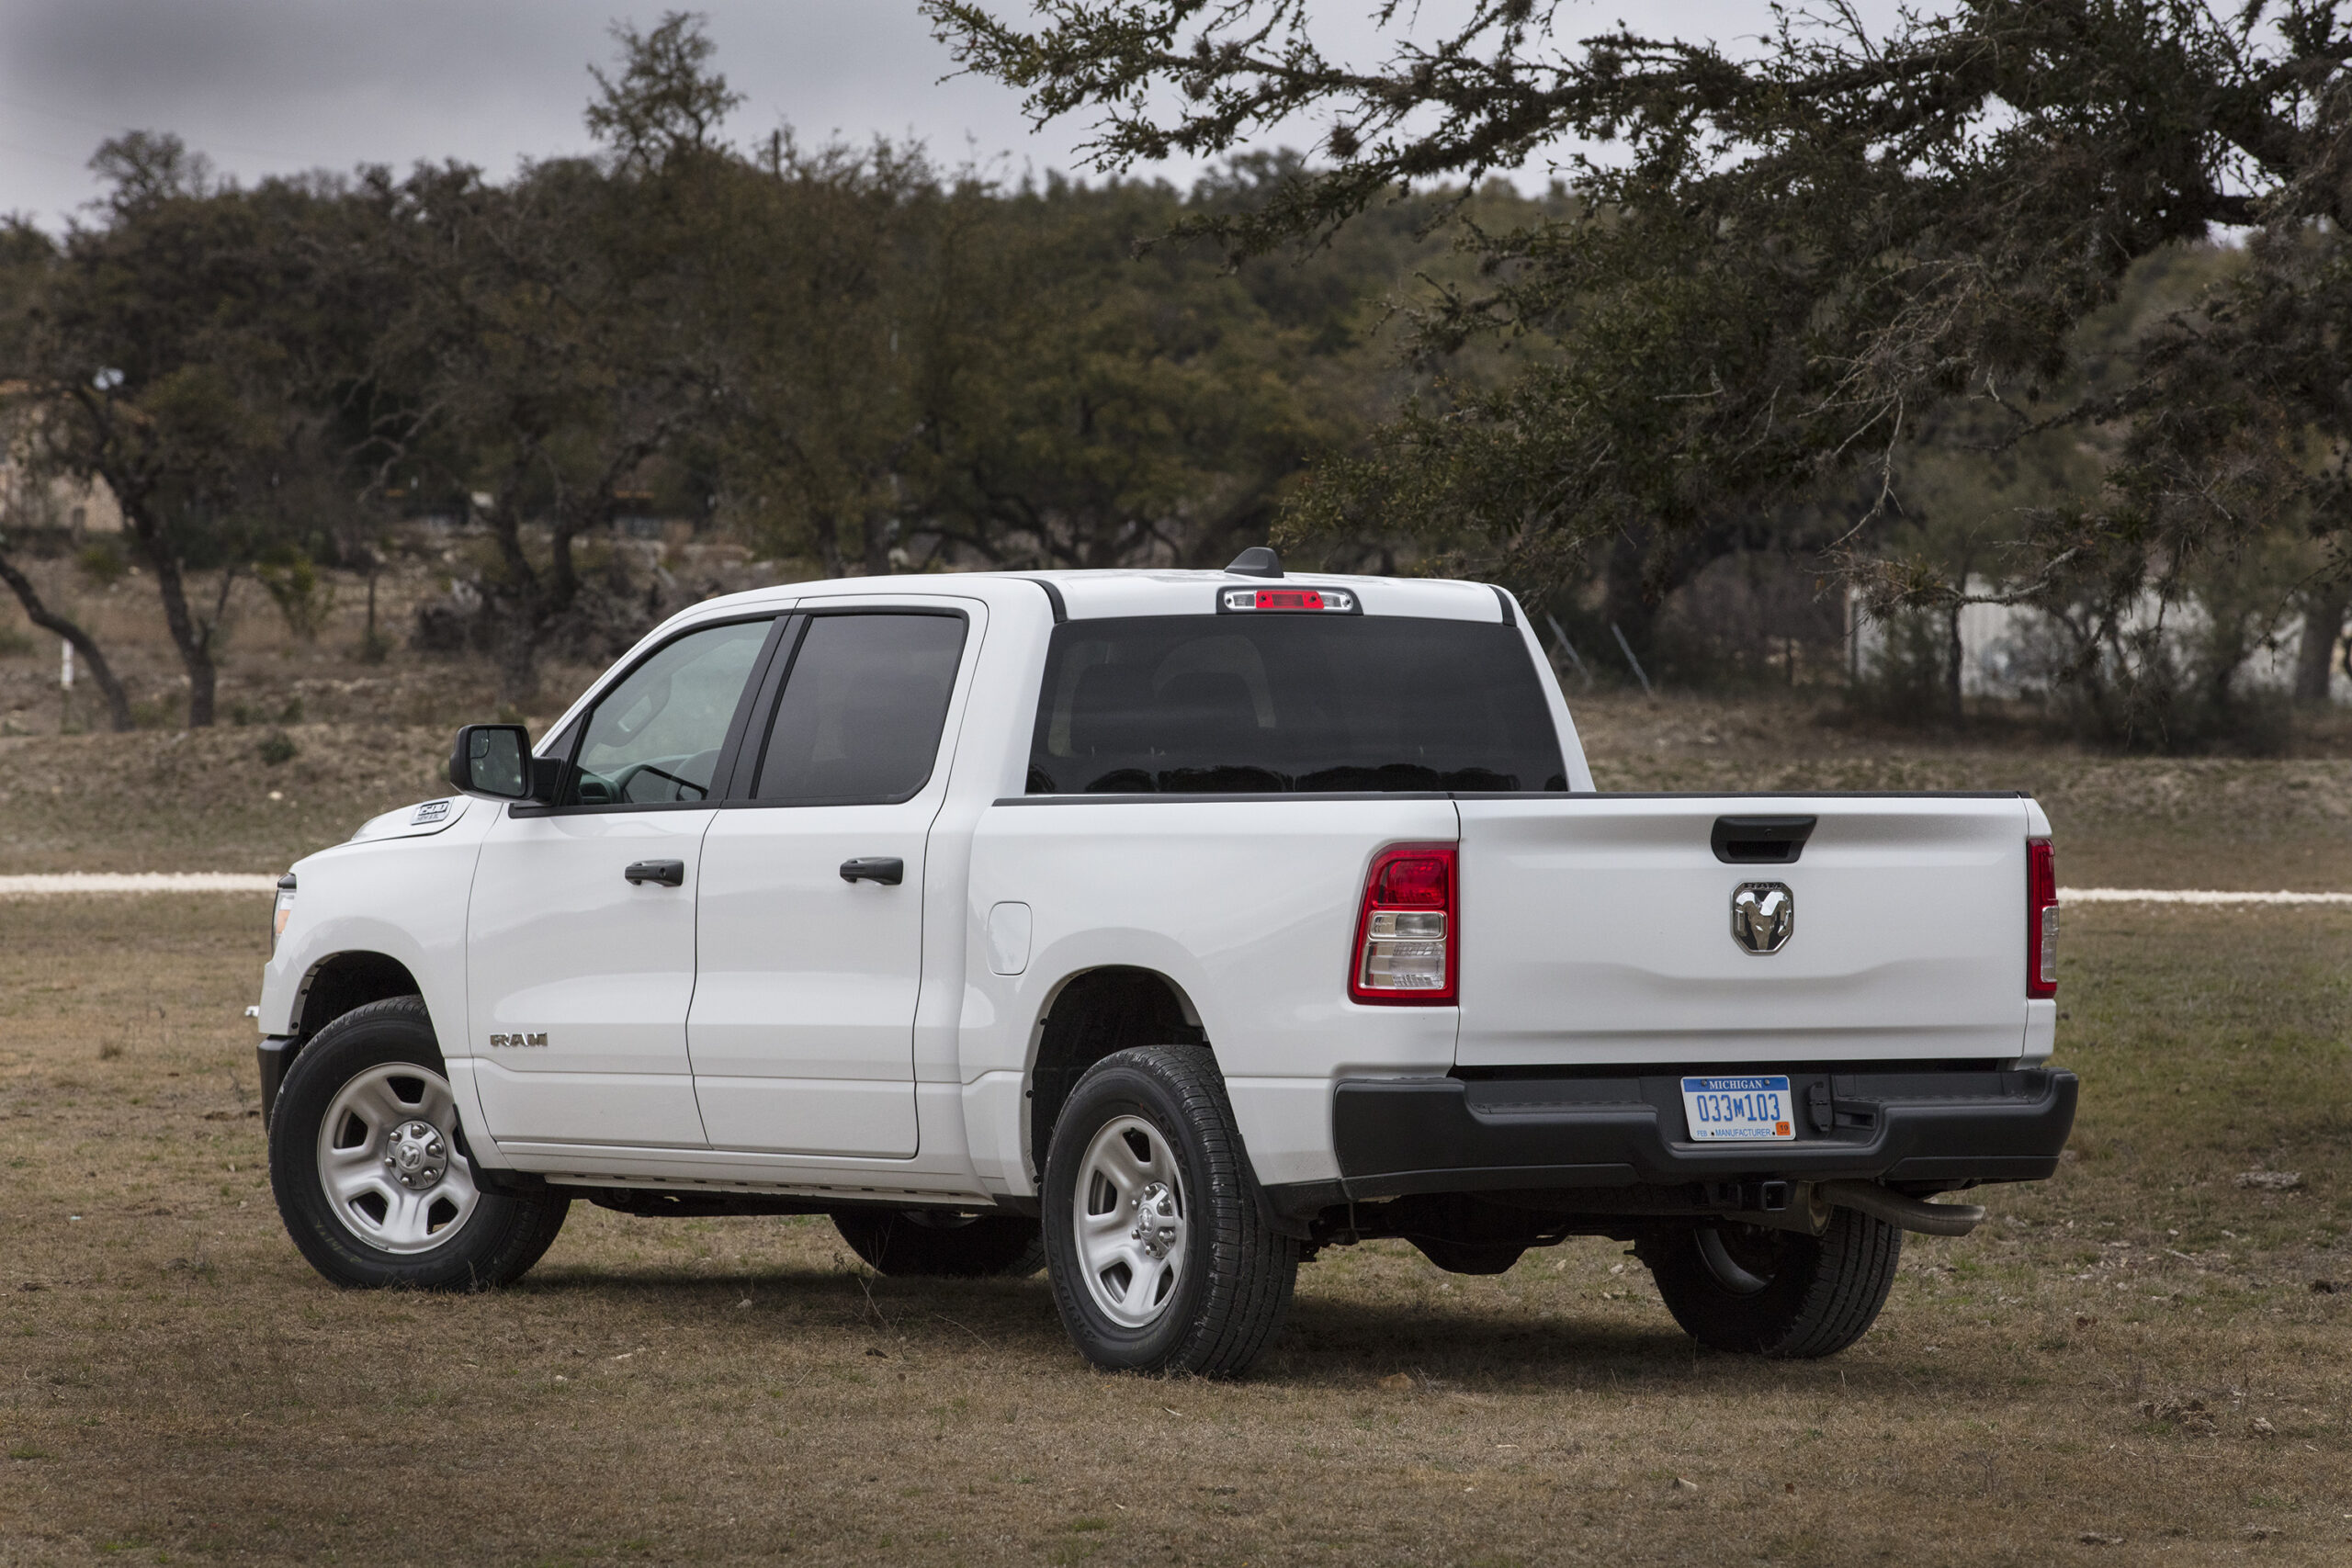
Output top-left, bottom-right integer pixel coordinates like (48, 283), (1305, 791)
(1574, 690), (2352, 892)
(0, 550), (760, 744)
(1, 893), (2347, 1565)
(11, 686), (2352, 889)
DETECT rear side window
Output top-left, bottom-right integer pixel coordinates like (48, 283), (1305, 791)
(754, 613), (967, 805)
(1027, 615), (1566, 795)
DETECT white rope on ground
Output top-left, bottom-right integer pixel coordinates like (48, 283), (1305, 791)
(0, 873), (281, 897)
(2059, 887), (2352, 906)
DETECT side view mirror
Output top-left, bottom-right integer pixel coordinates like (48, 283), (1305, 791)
(448, 724), (532, 800)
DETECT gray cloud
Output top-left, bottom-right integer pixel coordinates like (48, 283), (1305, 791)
(0, 2), (1912, 225)
(0, 0), (1072, 221)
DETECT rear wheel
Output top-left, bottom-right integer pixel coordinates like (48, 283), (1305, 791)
(267, 996), (571, 1291)
(1041, 1046), (1296, 1376)
(1638, 1207), (1901, 1358)
(832, 1208), (1044, 1277)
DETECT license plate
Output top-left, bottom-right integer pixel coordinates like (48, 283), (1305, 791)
(1680, 1076), (1795, 1142)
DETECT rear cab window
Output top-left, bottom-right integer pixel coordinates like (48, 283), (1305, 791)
(1027, 613), (1566, 795)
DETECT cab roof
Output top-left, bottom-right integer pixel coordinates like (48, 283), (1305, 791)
(758, 568), (1519, 625)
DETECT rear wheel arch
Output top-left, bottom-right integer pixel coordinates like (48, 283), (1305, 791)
(1024, 965), (1207, 1184)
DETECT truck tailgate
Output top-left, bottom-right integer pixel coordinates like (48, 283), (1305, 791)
(1455, 795), (2033, 1067)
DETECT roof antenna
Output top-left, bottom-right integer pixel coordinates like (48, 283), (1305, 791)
(1225, 546), (1283, 578)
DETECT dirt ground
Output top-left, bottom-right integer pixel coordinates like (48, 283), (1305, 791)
(1, 893), (2346, 1566)
(7, 550), (2352, 888)
(2, 680), (2351, 887)
(6, 557), (2351, 1562)
(0, 543), (778, 744)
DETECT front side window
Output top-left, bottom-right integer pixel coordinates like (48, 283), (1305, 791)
(564, 619), (772, 806)
(1027, 615), (1566, 794)
(753, 613), (967, 805)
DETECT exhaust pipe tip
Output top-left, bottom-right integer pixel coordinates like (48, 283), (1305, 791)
(1819, 1179), (1985, 1236)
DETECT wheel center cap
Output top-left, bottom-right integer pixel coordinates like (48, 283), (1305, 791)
(1129, 1180), (1181, 1258)
(383, 1120), (448, 1190)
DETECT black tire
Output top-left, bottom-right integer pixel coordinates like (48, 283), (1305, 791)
(1637, 1207), (1902, 1358)
(1041, 1046), (1297, 1377)
(267, 995), (571, 1292)
(832, 1208), (1045, 1278)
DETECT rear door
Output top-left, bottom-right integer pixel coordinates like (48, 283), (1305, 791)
(686, 604), (978, 1157)
(466, 615), (782, 1147)
(1453, 795), (2033, 1067)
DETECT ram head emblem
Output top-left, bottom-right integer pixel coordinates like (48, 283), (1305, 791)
(1731, 883), (1795, 955)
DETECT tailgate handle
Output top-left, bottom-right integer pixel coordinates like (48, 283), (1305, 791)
(1712, 816), (1816, 864)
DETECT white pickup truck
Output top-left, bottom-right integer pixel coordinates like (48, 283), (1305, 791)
(256, 551), (2074, 1375)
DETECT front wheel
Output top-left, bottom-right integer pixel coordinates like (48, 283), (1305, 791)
(267, 996), (571, 1291)
(1637, 1207), (1902, 1358)
(1041, 1046), (1297, 1376)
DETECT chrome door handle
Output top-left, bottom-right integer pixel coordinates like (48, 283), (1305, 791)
(839, 857), (904, 886)
(625, 859), (685, 886)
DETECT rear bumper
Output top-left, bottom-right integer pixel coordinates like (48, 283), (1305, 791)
(1299, 1066), (2075, 1210)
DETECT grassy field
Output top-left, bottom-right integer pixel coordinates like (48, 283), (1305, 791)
(9, 688), (2352, 889)
(1, 886), (2346, 1565)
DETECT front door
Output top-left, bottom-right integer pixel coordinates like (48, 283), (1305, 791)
(467, 616), (778, 1147)
(689, 607), (974, 1156)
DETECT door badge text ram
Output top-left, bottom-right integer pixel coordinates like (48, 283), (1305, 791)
(1730, 883), (1794, 955)
(489, 1032), (549, 1048)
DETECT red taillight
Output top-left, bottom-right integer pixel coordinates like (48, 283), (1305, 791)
(1351, 843), (1457, 1005)
(2027, 838), (2057, 998)
(1257, 588), (1324, 611)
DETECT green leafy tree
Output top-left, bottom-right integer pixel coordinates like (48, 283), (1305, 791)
(2100, 217), (2352, 708)
(710, 132), (967, 578)
(713, 144), (1424, 578)
(0, 133), (387, 725)
(930, 0), (2351, 667)
(368, 15), (740, 705)
(913, 171), (1345, 570)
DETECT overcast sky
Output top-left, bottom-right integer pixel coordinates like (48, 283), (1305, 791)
(0, 1), (1913, 228)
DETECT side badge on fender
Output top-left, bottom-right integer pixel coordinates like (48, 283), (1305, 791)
(1731, 883), (1794, 955)
(489, 1032), (549, 1048)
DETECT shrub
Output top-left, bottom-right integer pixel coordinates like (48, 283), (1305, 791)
(256, 548), (335, 641)
(1844, 605), (1960, 726)
(76, 540), (130, 587)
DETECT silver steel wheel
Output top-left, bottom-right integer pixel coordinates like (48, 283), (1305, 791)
(315, 1062), (480, 1255)
(1072, 1114), (1188, 1330)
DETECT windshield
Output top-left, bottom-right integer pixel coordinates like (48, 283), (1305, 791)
(1026, 614), (1567, 795)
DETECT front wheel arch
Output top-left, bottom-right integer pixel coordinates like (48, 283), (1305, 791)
(294, 950), (425, 1043)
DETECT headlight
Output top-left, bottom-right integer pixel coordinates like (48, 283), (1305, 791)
(272, 874), (298, 953)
